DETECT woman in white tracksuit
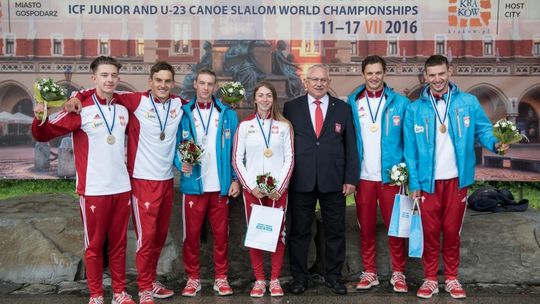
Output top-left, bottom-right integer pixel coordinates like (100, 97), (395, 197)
(232, 81), (294, 298)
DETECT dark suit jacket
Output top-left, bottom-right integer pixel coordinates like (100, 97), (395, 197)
(283, 94), (359, 193)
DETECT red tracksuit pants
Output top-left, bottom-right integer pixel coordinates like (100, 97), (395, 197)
(420, 178), (467, 281)
(355, 180), (407, 273)
(131, 178), (174, 292)
(79, 191), (131, 297)
(243, 190), (288, 281)
(182, 192), (229, 279)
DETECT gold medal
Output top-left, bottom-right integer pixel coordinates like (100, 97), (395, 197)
(439, 124), (447, 133)
(107, 135), (116, 145)
(264, 148), (273, 158)
(370, 123), (379, 132)
(160, 132), (165, 141)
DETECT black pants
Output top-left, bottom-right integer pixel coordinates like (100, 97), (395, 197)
(288, 188), (346, 283)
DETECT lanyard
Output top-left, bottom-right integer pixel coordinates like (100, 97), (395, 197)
(429, 90), (451, 125)
(149, 93), (171, 135)
(92, 94), (115, 135)
(255, 113), (273, 150)
(195, 101), (214, 138)
(365, 88), (385, 124)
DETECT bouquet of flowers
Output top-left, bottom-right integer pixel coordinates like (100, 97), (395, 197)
(493, 119), (527, 155)
(33, 78), (68, 125)
(178, 139), (204, 165)
(220, 81), (245, 104)
(389, 162), (408, 187)
(256, 172), (278, 195)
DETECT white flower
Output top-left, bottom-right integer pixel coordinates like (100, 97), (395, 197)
(494, 123), (500, 128)
(399, 176), (405, 181)
(43, 87), (49, 92)
(501, 122), (508, 128)
(239, 89), (245, 95)
(399, 163), (406, 168)
(511, 125), (516, 131)
(227, 88), (233, 93)
(392, 165), (397, 171)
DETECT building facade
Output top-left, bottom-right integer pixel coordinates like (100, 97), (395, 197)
(1, 37), (539, 142)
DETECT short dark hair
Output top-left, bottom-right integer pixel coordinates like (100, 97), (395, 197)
(195, 68), (216, 81)
(424, 55), (449, 70)
(362, 55), (386, 73)
(90, 56), (122, 73)
(150, 61), (175, 79)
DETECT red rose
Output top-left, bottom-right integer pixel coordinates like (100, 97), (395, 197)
(267, 176), (274, 187)
(189, 142), (196, 152)
(257, 175), (265, 184)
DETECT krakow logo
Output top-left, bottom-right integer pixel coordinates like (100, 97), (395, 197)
(448, 0), (491, 27)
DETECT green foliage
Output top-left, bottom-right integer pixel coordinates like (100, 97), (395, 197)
(0, 179), (77, 200)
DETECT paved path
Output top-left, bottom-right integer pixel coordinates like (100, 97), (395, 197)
(0, 286), (538, 304)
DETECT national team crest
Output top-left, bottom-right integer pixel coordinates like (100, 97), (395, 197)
(464, 116), (470, 127)
(335, 123), (342, 133)
(182, 130), (189, 138)
(272, 125), (279, 134)
(224, 128), (231, 139)
(170, 109), (177, 118)
(119, 116), (126, 126)
(393, 115), (401, 126)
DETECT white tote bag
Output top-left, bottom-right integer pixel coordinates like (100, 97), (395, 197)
(244, 201), (284, 253)
(388, 186), (414, 238)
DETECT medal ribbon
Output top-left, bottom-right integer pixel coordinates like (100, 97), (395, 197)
(365, 87), (385, 125)
(195, 101), (214, 139)
(429, 90), (452, 127)
(255, 113), (273, 150)
(92, 94), (116, 136)
(149, 93), (171, 136)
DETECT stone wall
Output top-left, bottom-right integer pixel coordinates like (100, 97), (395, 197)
(1, 192), (539, 285)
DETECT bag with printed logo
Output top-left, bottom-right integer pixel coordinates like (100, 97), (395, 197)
(388, 186), (414, 238)
(244, 201), (284, 252)
(408, 198), (424, 258)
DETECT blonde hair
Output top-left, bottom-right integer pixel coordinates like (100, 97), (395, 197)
(252, 81), (291, 126)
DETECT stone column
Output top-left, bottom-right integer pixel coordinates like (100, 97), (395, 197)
(57, 137), (75, 178)
(34, 142), (51, 171)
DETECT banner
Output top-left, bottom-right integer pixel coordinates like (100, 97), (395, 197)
(2, 0), (539, 40)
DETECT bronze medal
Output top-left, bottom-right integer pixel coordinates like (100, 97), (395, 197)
(160, 132), (165, 141)
(107, 135), (116, 145)
(439, 124), (447, 133)
(264, 148), (273, 158)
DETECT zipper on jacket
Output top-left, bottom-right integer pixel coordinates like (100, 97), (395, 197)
(425, 118), (429, 142)
(427, 116), (436, 191)
(455, 109), (462, 138)
(386, 112), (389, 137)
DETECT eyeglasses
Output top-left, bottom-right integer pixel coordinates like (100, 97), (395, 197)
(307, 77), (329, 84)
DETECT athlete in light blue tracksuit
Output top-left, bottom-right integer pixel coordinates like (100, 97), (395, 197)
(403, 55), (507, 300)
(173, 69), (240, 297)
(345, 55), (411, 293)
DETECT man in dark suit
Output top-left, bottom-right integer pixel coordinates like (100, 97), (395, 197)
(283, 64), (359, 295)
